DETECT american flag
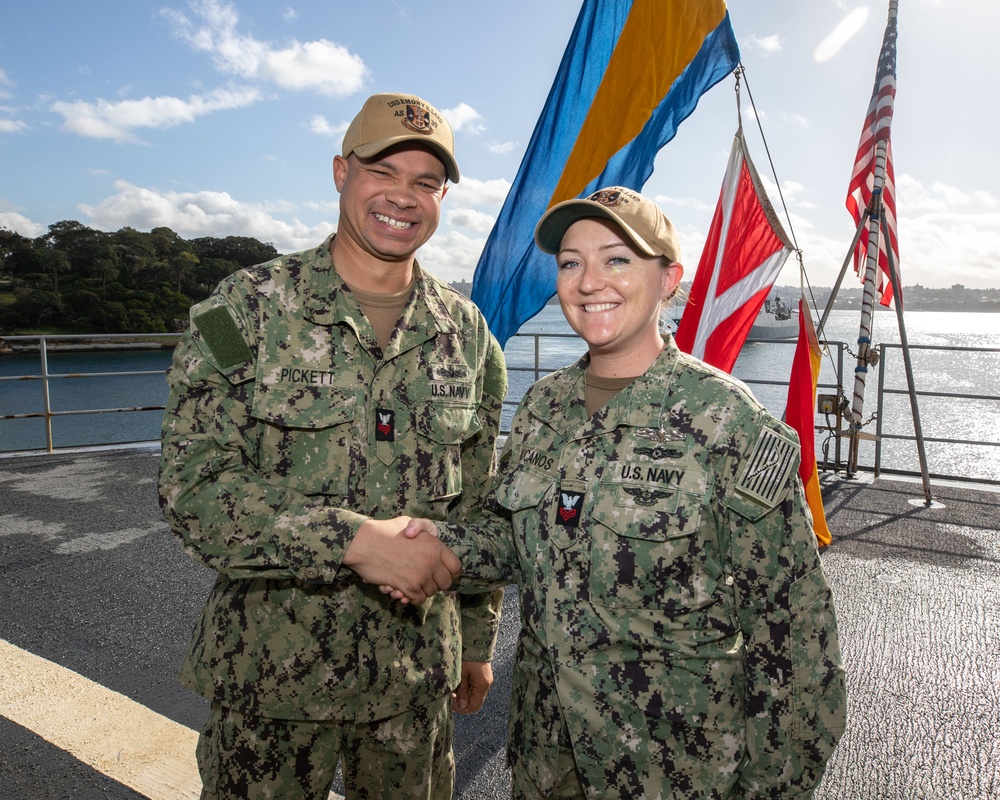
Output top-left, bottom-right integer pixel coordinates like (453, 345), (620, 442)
(845, 9), (899, 307)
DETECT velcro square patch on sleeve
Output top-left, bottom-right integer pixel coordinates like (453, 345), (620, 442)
(193, 305), (253, 370)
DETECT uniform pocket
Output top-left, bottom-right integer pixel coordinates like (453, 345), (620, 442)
(589, 466), (709, 611)
(250, 382), (358, 497)
(409, 399), (479, 501)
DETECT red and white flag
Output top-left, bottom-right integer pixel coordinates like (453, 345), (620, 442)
(674, 130), (792, 373)
(845, 10), (899, 307)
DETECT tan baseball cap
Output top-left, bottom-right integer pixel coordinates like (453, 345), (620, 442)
(341, 92), (460, 183)
(534, 186), (681, 262)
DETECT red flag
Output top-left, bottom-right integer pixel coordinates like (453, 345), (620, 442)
(846, 10), (899, 307)
(785, 297), (831, 546)
(674, 130), (792, 373)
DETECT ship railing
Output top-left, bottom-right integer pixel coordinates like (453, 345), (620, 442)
(503, 334), (1000, 487)
(2, 332), (999, 487)
(0, 333), (181, 454)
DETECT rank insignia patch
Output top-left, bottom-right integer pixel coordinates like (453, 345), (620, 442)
(556, 489), (584, 528)
(375, 408), (395, 441)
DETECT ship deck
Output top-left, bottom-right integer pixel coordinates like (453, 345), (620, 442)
(1, 448), (998, 799)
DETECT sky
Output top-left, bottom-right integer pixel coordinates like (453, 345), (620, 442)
(2, 0), (998, 297)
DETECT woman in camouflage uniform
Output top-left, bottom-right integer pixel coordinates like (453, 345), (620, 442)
(401, 186), (847, 799)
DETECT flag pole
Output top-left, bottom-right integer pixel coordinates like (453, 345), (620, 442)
(881, 213), (935, 505)
(846, 178), (886, 476)
(846, 0), (898, 477)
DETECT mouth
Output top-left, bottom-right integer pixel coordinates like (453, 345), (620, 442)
(374, 213), (413, 230)
(582, 303), (619, 313)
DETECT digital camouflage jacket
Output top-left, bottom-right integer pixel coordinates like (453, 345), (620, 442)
(159, 234), (507, 723)
(440, 339), (846, 799)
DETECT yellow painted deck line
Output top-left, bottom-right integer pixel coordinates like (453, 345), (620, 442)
(0, 638), (201, 799)
(0, 639), (345, 800)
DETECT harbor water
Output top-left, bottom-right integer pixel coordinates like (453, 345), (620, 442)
(2, 309), (998, 482)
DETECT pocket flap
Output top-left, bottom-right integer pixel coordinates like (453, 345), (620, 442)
(251, 383), (358, 429)
(495, 465), (553, 513)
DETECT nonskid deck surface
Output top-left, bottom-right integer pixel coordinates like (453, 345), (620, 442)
(1, 450), (997, 799)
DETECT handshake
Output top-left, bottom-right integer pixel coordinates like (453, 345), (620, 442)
(343, 516), (455, 604)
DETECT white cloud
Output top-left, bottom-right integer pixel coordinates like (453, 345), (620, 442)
(446, 176), (511, 207)
(897, 174), (1000, 214)
(900, 210), (1000, 288)
(443, 102), (485, 134)
(487, 141), (517, 155)
(283, 7), (298, 22)
(0, 70), (13, 101)
(50, 86), (262, 142)
(0, 119), (27, 133)
(445, 208), (496, 233)
(653, 193), (713, 214)
(263, 41), (367, 96)
(746, 34), (782, 55)
(417, 229), (488, 283)
(78, 180), (332, 252)
(879, 175), (1000, 287)
(0, 211), (45, 238)
(308, 114), (348, 139)
(814, 7), (869, 63)
(781, 112), (809, 128)
(163, 0), (368, 97)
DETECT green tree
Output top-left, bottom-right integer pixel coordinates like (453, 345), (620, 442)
(173, 250), (200, 295)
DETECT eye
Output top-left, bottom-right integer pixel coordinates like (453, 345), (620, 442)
(608, 255), (631, 267)
(557, 259), (581, 270)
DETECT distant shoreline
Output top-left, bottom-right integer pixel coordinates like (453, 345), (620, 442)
(0, 340), (177, 355)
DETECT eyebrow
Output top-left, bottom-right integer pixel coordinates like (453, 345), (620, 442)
(558, 241), (633, 257)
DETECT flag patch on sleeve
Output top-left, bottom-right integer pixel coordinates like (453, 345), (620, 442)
(734, 428), (798, 508)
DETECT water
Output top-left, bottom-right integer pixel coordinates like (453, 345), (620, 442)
(0, 349), (174, 453)
(507, 307), (1000, 483)
(2, 311), (998, 481)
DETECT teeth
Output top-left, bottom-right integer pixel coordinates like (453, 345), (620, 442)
(375, 213), (412, 229)
(584, 303), (618, 312)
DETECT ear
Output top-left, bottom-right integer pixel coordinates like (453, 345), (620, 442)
(661, 261), (684, 300)
(332, 155), (349, 192)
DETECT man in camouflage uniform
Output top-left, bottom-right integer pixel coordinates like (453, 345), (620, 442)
(158, 92), (507, 800)
(404, 188), (847, 798)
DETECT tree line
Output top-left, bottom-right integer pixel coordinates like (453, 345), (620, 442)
(0, 221), (280, 334)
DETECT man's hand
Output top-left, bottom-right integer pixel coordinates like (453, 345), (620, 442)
(453, 660), (493, 714)
(344, 517), (460, 604)
(378, 518), (443, 602)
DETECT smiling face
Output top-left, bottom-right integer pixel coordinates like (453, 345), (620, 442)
(332, 142), (448, 273)
(556, 216), (683, 376)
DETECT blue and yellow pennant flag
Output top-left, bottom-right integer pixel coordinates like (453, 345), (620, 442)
(472, 0), (740, 347)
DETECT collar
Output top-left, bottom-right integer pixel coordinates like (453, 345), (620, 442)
(524, 336), (683, 439)
(301, 234), (461, 339)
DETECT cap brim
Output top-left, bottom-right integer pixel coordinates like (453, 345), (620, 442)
(352, 136), (460, 183)
(534, 200), (656, 256)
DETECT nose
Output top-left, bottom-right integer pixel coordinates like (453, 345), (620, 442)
(576, 260), (604, 293)
(384, 181), (417, 209)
